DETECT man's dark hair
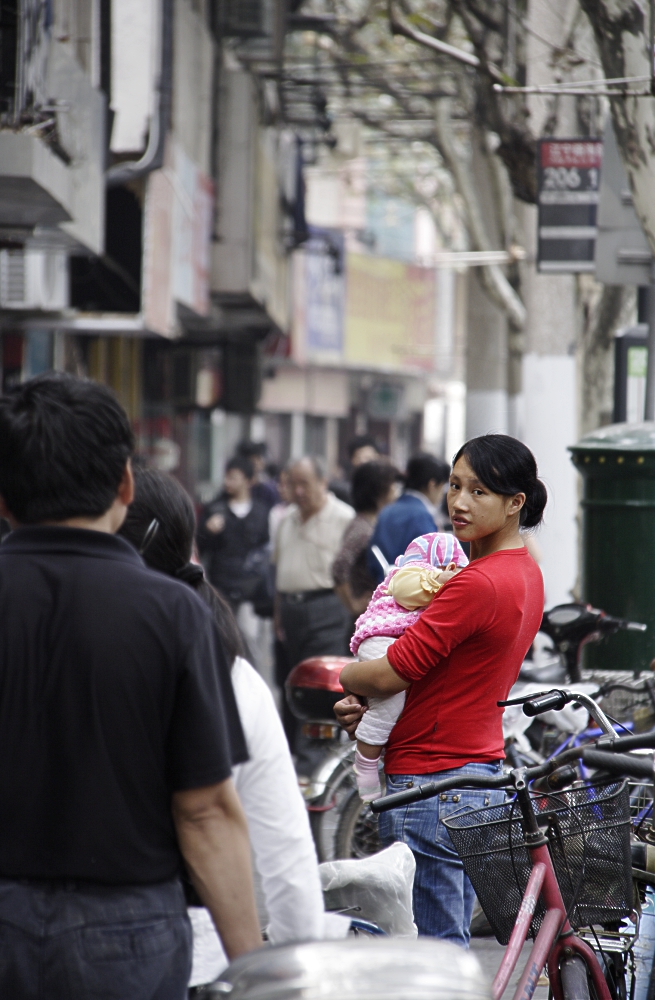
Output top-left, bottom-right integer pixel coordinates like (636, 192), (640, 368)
(0, 372), (134, 524)
(347, 434), (378, 461)
(226, 455), (255, 480)
(351, 461), (400, 514)
(119, 467), (245, 663)
(405, 453), (450, 492)
(237, 441), (267, 460)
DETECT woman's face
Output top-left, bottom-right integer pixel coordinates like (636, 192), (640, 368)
(447, 456), (525, 542)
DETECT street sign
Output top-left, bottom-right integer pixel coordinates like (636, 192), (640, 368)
(595, 117), (652, 285)
(537, 138), (603, 273)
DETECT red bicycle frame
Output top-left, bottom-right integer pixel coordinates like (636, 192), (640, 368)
(492, 781), (611, 1000)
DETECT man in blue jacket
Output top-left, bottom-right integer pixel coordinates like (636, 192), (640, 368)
(367, 453), (451, 583)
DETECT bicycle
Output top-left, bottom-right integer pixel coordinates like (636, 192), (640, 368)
(372, 691), (655, 1000)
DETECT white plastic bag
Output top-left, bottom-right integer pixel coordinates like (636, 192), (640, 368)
(319, 841), (418, 937)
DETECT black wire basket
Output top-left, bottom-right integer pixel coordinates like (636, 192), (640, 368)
(444, 780), (632, 945)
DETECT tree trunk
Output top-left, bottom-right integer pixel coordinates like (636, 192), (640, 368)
(577, 280), (634, 437)
(578, 0), (655, 254)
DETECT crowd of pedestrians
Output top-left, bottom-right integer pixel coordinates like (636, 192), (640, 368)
(0, 370), (547, 998)
(197, 432), (458, 778)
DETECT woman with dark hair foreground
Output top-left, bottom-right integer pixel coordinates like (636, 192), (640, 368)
(337, 434), (546, 947)
(120, 469), (346, 989)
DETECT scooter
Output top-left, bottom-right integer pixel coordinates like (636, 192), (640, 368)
(285, 656), (368, 862)
(506, 604), (647, 766)
(529, 602), (646, 684)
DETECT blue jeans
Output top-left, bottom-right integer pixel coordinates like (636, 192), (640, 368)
(378, 762), (505, 947)
(0, 876), (192, 999)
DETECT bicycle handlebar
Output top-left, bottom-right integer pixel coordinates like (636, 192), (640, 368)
(581, 749), (654, 779)
(597, 729), (655, 752)
(370, 772), (508, 813)
(370, 729), (655, 813)
(522, 690), (569, 716)
(500, 688), (618, 736)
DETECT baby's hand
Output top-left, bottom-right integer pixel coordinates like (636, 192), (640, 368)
(435, 562), (462, 585)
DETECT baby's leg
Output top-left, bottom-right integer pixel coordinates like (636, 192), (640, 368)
(355, 691), (407, 748)
(357, 739), (382, 760)
(353, 692), (407, 802)
(352, 635), (406, 801)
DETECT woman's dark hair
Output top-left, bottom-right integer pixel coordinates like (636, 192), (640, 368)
(452, 434), (547, 529)
(405, 453), (450, 491)
(0, 372), (134, 524)
(351, 461), (400, 514)
(118, 468), (245, 663)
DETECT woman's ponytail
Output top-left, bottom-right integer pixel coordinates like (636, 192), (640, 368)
(452, 434), (547, 529)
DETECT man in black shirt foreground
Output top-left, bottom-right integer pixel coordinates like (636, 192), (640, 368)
(0, 374), (262, 999)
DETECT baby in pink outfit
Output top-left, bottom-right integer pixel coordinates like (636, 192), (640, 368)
(351, 532), (469, 800)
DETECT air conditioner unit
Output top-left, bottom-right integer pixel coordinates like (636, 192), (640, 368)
(0, 249), (68, 309)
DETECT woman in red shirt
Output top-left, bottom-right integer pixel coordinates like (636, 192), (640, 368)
(338, 434), (546, 946)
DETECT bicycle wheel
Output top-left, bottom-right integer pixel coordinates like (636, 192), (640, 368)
(560, 955), (591, 1000)
(601, 950), (626, 1000)
(334, 787), (381, 859)
(308, 755), (359, 862)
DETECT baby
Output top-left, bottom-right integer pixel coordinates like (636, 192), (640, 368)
(349, 532), (469, 801)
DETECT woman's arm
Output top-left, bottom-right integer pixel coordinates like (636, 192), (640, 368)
(340, 655), (410, 698)
(231, 659), (328, 945)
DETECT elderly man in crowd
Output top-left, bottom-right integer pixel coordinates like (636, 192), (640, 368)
(274, 456), (354, 774)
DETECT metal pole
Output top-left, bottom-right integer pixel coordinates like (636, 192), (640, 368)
(646, 262), (655, 420)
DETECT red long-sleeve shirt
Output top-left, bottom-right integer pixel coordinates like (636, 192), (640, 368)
(385, 546), (544, 775)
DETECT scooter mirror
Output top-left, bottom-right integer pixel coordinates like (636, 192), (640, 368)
(548, 607), (585, 626)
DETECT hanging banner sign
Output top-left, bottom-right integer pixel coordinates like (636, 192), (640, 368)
(537, 138), (603, 273)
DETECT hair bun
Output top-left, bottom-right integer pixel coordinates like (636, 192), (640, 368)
(175, 562), (205, 586)
(521, 478), (548, 529)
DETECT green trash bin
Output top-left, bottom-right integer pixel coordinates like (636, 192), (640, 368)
(569, 423), (655, 673)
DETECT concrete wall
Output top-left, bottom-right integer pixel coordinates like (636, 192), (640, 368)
(48, 40), (106, 255)
(111, 0), (159, 153)
(212, 69), (257, 294)
(518, 0), (582, 608)
(465, 128), (509, 439)
(173, 0), (214, 175)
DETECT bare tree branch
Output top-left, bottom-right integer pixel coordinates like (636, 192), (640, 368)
(433, 100), (526, 329)
(388, 1), (488, 71)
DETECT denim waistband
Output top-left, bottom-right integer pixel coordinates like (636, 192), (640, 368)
(0, 876), (187, 935)
(388, 761), (503, 779)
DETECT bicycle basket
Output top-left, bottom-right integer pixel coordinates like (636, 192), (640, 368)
(443, 780), (632, 945)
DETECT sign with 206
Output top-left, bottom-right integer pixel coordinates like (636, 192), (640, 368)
(537, 139), (603, 273)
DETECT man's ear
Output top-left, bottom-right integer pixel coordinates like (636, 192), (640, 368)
(117, 460), (135, 507)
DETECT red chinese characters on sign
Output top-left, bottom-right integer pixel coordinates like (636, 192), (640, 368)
(541, 140), (603, 169)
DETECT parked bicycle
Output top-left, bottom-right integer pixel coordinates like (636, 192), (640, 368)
(373, 688), (655, 1000)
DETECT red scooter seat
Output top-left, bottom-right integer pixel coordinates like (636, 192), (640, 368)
(285, 656), (354, 724)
